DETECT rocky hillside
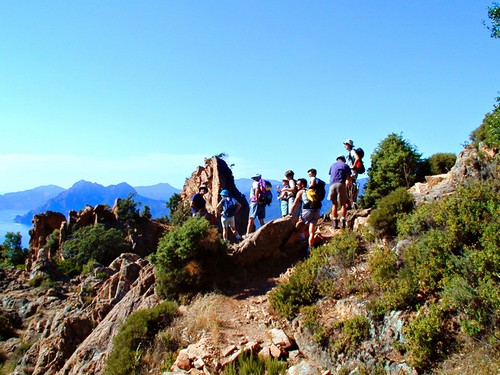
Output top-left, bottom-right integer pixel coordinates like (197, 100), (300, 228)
(0, 149), (498, 374)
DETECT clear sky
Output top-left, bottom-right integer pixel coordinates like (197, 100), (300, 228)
(1, 1), (499, 194)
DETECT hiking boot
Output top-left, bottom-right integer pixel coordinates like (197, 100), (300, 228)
(341, 218), (347, 229)
(332, 219), (339, 229)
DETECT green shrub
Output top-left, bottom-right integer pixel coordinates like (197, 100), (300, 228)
(331, 315), (371, 355)
(322, 230), (365, 269)
(268, 259), (320, 320)
(368, 187), (414, 238)
(62, 224), (131, 270)
(300, 305), (328, 346)
(368, 246), (398, 289)
(115, 193), (141, 226)
(151, 216), (225, 301)
(222, 351), (286, 375)
(166, 193), (192, 226)
(428, 153), (457, 174)
(270, 231), (365, 320)
(470, 103), (500, 150)
(105, 302), (179, 375)
(404, 301), (447, 371)
(1, 232), (27, 267)
(361, 132), (423, 208)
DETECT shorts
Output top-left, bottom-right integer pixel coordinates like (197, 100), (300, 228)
(328, 182), (348, 206)
(301, 208), (320, 225)
(221, 215), (236, 228)
(249, 202), (266, 220)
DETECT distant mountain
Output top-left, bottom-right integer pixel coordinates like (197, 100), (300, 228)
(0, 185), (66, 210)
(134, 183), (180, 201)
(14, 180), (177, 225)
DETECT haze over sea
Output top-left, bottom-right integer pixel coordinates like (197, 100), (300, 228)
(0, 210), (31, 249)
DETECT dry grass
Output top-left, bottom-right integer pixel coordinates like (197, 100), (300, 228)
(432, 336), (500, 375)
(170, 293), (226, 345)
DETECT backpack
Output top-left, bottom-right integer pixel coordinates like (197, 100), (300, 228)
(258, 179), (273, 206)
(353, 148), (366, 174)
(222, 198), (237, 217)
(353, 160), (366, 174)
(355, 147), (365, 159)
(304, 178), (326, 209)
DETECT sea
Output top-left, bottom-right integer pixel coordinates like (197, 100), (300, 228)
(0, 210), (31, 249)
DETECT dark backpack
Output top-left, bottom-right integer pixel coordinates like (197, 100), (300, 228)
(304, 178), (326, 209)
(353, 148), (366, 174)
(258, 179), (273, 206)
(355, 147), (365, 159)
(222, 198), (237, 217)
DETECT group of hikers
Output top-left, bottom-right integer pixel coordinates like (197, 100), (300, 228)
(190, 139), (365, 253)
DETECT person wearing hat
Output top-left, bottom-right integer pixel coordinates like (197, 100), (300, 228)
(328, 154), (352, 229)
(343, 139), (362, 206)
(245, 173), (266, 236)
(190, 185), (209, 217)
(216, 189), (242, 242)
(277, 177), (291, 217)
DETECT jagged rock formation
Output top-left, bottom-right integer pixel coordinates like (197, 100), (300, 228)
(181, 155), (250, 236)
(409, 146), (498, 204)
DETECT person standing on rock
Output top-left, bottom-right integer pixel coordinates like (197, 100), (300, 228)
(216, 189), (242, 242)
(289, 178), (320, 254)
(328, 154), (352, 229)
(190, 185), (209, 217)
(343, 139), (363, 207)
(245, 173), (266, 237)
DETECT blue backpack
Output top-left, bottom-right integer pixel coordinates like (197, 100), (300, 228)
(222, 198), (237, 217)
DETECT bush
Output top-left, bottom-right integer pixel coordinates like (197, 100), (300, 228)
(105, 302), (179, 375)
(151, 216), (225, 301)
(361, 133), (423, 208)
(428, 153), (457, 174)
(331, 315), (371, 355)
(1, 232), (27, 267)
(404, 301), (447, 371)
(222, 351), (286, 375)
(470, 102), (500, 150)
(268, 259), (320, 320)
(62, 224), (131, 271)
(368, 187), (414, 238)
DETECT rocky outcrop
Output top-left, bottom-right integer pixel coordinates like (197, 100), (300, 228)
(229, 217), (304, 266)
(181, 156), (250, 236)
(11, 253), (156, 375)
(29, 211), (66, 253)
(409, 146), (498, 204)
(59, 259), (158, 375)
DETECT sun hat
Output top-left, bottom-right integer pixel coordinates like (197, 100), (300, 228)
(220, 189), (230, 197)
(251, 173), (261, 179)
(343, 139), (354, 146)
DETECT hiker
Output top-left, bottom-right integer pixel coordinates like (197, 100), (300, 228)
(277, 177), (291, 217)
(190, 185), (208, 217)
(245, 173), (266, 236)
(216, 189), (242, 242)
(289, 178), (321, 254)
(343, 139), (364, 206)
(328, 154), (352, 229)
(284, 170), (299, 217)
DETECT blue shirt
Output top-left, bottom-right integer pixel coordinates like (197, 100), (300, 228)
(329, 161), (351, 184)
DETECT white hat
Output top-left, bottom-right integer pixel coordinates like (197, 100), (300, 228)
(343, 139), (354, 146)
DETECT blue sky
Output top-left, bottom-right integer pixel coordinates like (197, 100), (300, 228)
(1, 1), (499, 194)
